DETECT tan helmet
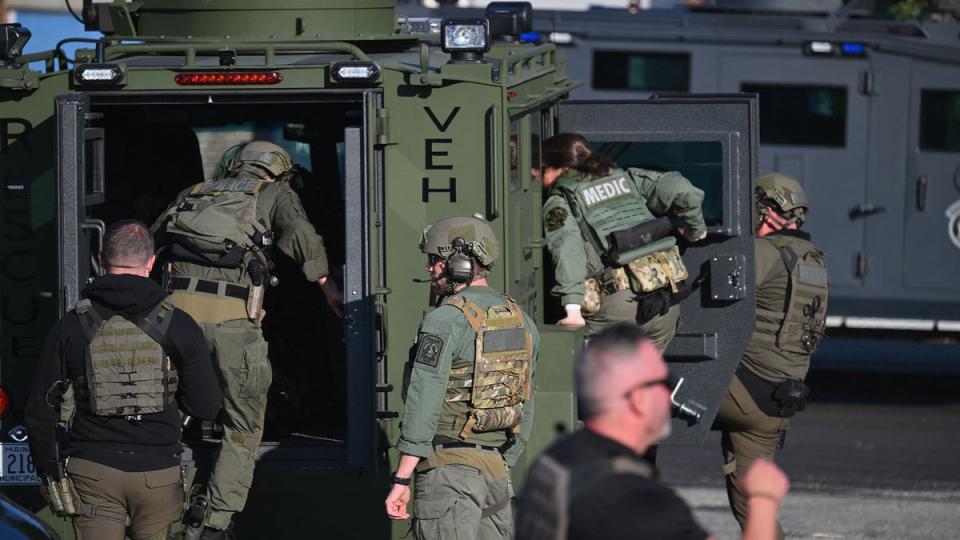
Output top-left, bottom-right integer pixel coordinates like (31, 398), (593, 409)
(420, 215), (499, 269)
(755, 172), (808, 226)
(220, 140), (294, 180)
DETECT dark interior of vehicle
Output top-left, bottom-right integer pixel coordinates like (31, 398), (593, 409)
(86, 100), (360, 449)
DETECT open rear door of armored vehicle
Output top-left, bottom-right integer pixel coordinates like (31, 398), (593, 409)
(55, 93), (106, 312)
(559, 95), (758, 444)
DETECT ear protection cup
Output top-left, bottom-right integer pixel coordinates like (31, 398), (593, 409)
(444, 237), (476, 283)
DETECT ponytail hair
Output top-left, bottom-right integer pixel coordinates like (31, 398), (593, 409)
(542, 133), (617, 177)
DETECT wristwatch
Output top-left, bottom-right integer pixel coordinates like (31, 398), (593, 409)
(390, 472), (411, 486)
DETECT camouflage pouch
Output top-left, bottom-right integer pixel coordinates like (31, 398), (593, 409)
(461, 403), (524, 436)
(581, 278), (602, 315)
(626, 245), (688, 294)
(43, 475), (81, 517)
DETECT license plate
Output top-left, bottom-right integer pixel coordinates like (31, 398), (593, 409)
(0, 443), (40, 485)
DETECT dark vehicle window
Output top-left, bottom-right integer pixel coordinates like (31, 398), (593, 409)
(588, 140), (724, 227)
(920, 90), (960, 152)
(593, 51), (690, 92)
(742, 83), (847, 147)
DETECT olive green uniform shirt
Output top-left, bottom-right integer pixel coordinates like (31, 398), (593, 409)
(741, 231), (821, 382)
(155, 179), (330, 285)
(399, 286), (540, 460)
(543, 168), (706, 306)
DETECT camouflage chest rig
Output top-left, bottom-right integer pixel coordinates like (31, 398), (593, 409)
(442, 295), (533, 439)
(73, 300), (179, 421)
(756, 236), (829, 354)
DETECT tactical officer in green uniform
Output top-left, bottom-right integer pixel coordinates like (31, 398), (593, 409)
(715, 173), (828, 539)
(152, 141), (343, 539)
(385, 216), (540, 540)
(539, 133), (707, 350)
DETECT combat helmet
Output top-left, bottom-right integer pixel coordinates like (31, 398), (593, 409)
(218, 140), (294, 180)
(420, 215), (499, 281)
(755, 172), (809, 227)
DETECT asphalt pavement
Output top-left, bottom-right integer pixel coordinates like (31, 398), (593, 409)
(657, 370), (960, 540)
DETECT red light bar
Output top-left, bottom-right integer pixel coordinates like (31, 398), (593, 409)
(175, 71), (283, 86)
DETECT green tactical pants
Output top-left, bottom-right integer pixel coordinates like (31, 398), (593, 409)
(716, 375), (790, 540)
(412, 461), (513, 540)
(585, 289), (680, 352)
(199, 318), (272, 531)
(67, 458), (181, 540)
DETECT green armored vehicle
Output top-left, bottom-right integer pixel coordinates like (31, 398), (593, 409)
(1, 1), (757, 537)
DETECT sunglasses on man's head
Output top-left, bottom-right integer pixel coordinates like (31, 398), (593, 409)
(622, 372), (679, 399)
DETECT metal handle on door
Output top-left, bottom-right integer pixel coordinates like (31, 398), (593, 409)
(916, 175), (928, 212)
(848, 203), (886, 220)
(81, 218), (106, 277)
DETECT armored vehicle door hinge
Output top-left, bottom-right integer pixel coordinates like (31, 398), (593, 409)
(860, 70), (875, 96)
(376, 108), (396, 146)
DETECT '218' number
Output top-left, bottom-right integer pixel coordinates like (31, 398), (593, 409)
(6, 452), (35, 475)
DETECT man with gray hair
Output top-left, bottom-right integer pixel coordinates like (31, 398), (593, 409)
(25, 220), (221, 540)
(515, 322), (789, 540)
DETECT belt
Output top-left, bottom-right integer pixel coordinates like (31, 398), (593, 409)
(434, 442), (502, 454)
(171, 277), (248, 302)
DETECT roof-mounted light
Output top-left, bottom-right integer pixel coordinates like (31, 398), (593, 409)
(548, 32), (574, 45)
(841, 42), (866, 56)
(175, 71), (283, 86)
(396, 17), (442, 36)
(331, 61), (381, 83)
(804, 40), (868, 58)
(74, 63), (125, 86)
(485, 2), (533, 43)
(441, 18), (491, 64)
(806, 41), (835, 55)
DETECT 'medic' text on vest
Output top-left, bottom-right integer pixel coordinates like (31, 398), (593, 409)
(581, 177), (631, 207)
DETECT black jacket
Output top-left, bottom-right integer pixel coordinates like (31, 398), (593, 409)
(24, 274), (222, 475)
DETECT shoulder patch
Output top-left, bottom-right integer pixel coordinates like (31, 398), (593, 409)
(415, 334), (444, 368)
(544, 207), (568, 232)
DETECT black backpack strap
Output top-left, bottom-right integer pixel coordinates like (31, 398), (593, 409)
(74, 300), (103, 344)
(770, 237), (800, 274)
(133, 300), (178, 406)
(134, 300), (176, 357)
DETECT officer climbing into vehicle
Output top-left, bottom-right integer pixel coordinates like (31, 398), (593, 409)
(539, 133), (707, 350)
(385, 216), (540, 540)
(151, 140), (343, 539)
(24, 220), (222, 540)
(715, 172), (828, 540)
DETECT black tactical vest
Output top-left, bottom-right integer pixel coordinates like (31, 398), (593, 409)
(516, 451), (652, 540)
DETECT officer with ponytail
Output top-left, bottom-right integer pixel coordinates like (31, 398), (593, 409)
(539, 133), (707, 350)
(385, 216), (540, 540)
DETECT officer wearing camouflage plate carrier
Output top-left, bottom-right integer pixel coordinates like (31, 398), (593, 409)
(715, 173), (828, 540)
(385, 216), (540, 540)
(539, 133), (707, 350)
(24, 220), (222, 540)
(151, 141), (343, 538)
